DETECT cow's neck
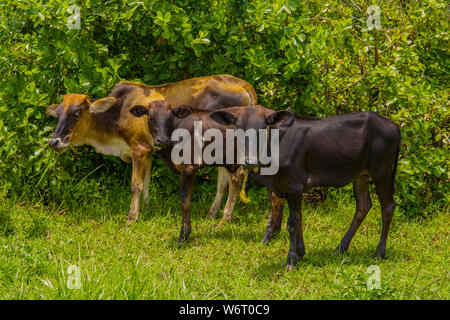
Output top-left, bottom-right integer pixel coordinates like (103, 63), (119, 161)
(90, 111), (119, 138)
(79, 111), (132, 162)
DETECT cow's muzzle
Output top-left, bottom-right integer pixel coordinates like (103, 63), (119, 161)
(154, 138), (170, 148)
(48, 137), (68, 152)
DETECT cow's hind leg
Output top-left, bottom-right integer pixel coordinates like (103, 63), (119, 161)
(221, 166), (245, 223)
(208, 167), (229, 218)
(142, 158), (152, 205)
(263, 191), (285, 243)
(373, 176), (396, 259)
(337, 174), (372, 253)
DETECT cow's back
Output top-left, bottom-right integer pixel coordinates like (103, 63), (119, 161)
(281, 113), (375, 187)
(110, 75), (257, 147)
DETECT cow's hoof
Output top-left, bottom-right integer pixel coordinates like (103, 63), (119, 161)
(335, 244), (348, 254)
(374, 247), (386, 260)
(177, 236), (186, 245)
(262, 233), (273, 244)
(286, 252), (299, 270)
(178, 231), (190, 243)
(208, 208), (219, 219)
(125, 220), (136, 231)
(223, 214), (233, 223)
(217, 219), (228, 228)
(285, 264), (294, 271)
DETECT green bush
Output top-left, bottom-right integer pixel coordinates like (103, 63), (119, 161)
(0, 0), (448, 216)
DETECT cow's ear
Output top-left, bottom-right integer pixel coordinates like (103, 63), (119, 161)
(210, 111), (237, 126)
(46, 104), (59, 117)
(129, 105), (148, 118)
(266, 110), (294, 126)
(173, 105), (193, 119)
(88, 97), (116, 113)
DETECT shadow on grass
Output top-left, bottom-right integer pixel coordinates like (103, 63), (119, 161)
(254, 246), (408, 276)
(137, 197), (270, 229)
(167, 225), (264, 249)
(203, 226), (263, 243)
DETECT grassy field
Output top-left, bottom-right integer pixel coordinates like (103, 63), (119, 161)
(0, 177), (448, 300)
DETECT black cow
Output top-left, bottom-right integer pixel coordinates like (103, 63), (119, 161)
(210, 107), (401, 270)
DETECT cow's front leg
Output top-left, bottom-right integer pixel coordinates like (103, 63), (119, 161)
(286, 192), (304, 270)
(127, 146), (151, 225)
(179, 167), (195, 242)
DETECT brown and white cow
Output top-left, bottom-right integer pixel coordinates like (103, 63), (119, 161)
(46, 75), (257, 224)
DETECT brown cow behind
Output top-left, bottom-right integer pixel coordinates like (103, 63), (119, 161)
(46, 75), (257, 224)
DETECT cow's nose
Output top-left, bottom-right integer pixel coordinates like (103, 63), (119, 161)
(48, 138), (60, 147)
(154, 138), (169, 147)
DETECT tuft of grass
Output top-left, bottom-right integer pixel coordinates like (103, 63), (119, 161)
(0, 179), (448, 299)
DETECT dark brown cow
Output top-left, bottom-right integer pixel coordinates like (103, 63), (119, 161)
(46, 75), (257, 224)
(130, 102), (243, 240)
(210, 107), (401, 270)
(129, 102), (285, 242)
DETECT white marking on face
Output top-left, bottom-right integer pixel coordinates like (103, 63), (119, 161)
(49, 137), (70, 150)
(58, 142), (70, 148)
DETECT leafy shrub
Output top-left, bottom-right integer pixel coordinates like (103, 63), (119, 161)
(0, 0), (447, 216)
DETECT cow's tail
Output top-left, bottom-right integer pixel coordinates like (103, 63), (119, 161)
(239, 169), (251, 204)
(391, 129), (401, 194)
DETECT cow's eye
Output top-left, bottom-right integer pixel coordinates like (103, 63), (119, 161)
(72, 111), (81, 118)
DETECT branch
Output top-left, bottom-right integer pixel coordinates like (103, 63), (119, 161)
(332, 75), (367, 95)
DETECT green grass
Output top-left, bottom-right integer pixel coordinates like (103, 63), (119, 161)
(0, 179), (448, 299)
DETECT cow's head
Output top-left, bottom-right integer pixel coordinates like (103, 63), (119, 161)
(129, 100), (193, 148)
(210, 107), (294, 131)
(210, 107), (294, 165)
(46, 94), (116, 151)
